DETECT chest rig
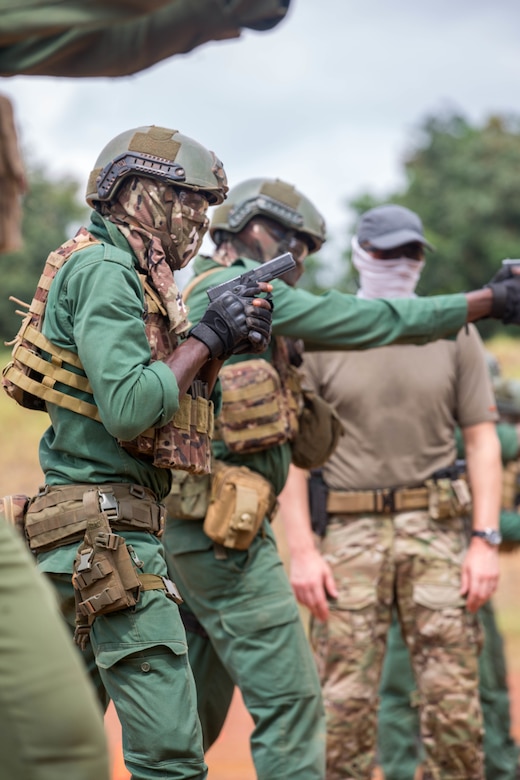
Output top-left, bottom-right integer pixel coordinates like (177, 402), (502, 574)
(2, 227), (213, 474)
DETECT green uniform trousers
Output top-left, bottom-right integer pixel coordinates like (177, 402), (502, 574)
(378, 604), (520, 780)
(163, 518), (326, 780)
(44, 531), (207, 780)
(0, 517), (109, 780)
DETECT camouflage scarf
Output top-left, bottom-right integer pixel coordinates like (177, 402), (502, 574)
(101, 177), (207, 336)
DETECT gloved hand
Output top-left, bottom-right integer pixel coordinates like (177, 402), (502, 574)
(485, 263), (520, 324)
(190, 286), (273, 360)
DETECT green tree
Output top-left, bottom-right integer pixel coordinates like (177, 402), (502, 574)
(338, 111), (520, 337)
(1, 164), (87, 342)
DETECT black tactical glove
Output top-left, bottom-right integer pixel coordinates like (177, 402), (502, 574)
(485, 264), (520, 324)
(190, 287), (273, 360)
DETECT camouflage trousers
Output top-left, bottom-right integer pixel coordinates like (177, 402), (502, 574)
(311, 510), (484, 780)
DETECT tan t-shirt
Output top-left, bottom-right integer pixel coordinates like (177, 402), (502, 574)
(302, 324), (498, 490)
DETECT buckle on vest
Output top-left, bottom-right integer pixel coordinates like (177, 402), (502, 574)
(98, 489), (120, 520)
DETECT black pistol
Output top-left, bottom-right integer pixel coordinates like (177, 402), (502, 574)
(206, 252), (296, 302)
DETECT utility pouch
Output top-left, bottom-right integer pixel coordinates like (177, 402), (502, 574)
(203, 460), (277, 550)
(426, 476), (472, 520)
(163, 471), (211, 520)
(291, 387), (344, 469)
(120, 386), (214, 475)
(215, 359), (293, 454)
(72, 489), (142, 645)
(0, 493), (30, 538)
(307, 469), (330, 538)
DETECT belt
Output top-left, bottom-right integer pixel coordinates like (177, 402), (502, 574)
(327, 486), (430, 515)
(26, 483), (165, 550)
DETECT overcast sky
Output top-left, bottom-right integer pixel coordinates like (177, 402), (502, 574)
(2, 0), (520, 266)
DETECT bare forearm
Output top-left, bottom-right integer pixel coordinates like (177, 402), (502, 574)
(161, 336), (210, 397)
(278, 465), (317, 553)
(464, 422), (502, 530)
(465, 289), (494, 322)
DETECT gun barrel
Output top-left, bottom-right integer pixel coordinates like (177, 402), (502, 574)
(252, 252), (296, 282)
(207, 252), (296, 302)
(502, 258), (520, 266)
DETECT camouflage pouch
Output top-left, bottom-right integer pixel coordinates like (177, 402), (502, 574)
(426, 477), (472, 520)
(0, 493), (30, 538)
(120, 390), (214, 475)
(203, 460), (277, 549)
(215, 358), (293, 454)
(163, 471), (211, 520)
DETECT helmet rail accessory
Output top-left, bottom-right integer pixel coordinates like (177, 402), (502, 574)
(96, 152), (186, 201)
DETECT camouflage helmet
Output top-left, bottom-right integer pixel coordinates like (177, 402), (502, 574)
(86, 125), (228, 208)
(210, 177), (326, 253)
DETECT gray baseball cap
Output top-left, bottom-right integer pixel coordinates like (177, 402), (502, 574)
(357, 204), (434, 250)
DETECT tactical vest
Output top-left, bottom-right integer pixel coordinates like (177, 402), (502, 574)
(2, 227), (213, 474)
(183, 266), (342, 466)
(183, 268), (301, 452)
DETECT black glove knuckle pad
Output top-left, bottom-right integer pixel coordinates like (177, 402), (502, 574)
(190, 289), (274, 359)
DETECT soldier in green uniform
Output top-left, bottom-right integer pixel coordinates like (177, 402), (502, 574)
(2, 125), (274, 780)
(162, 182), (520, 780)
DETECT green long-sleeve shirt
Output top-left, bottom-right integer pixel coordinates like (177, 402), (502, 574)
(40, 213), (183, 499)
(186, 254), (468, 495)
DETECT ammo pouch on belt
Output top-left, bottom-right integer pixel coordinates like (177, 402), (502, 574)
(214, 358), (297, 454)
(71, 487), (182, 649)
(425, 474), (472, 520)
(163, 471), (211, 520)
(203, 460), (277, 550)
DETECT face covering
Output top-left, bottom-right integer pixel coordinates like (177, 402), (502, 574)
(351, 235), (424, 299)
(101, 177), (200, 336)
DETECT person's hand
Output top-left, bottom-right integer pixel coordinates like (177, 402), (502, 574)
(230, 284), (273, 356)
(460, 536), (500, 612)
(290, 547), (338, 622)
(485, 263), (520, 324)
(190, 283), (273, 360)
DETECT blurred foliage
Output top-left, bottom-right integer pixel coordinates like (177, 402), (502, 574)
(0, 165), (87, 342)
(333, 111), (520, 340)
(5, 110), (520, 344)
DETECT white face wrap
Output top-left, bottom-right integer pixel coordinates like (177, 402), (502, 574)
(351, 236), (425, 299)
